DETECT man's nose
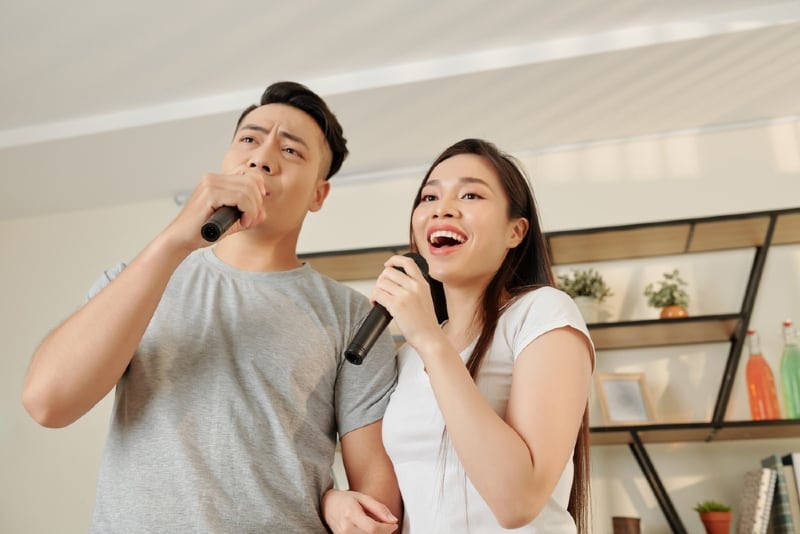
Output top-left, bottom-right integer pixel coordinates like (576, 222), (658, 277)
(248, 142), (278, 174)
(249, 161), (271, 173)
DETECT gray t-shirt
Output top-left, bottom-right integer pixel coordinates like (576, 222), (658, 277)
(88, 248), (398, 533)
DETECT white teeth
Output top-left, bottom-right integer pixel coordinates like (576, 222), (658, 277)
(429, 230), (465, 244)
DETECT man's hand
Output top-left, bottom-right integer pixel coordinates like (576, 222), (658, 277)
(164, 171), (267, 252)
(322, 489), (399, 534)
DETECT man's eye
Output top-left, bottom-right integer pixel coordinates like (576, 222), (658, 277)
(284, 147), (297, 155)
(241, 136), (255, 143)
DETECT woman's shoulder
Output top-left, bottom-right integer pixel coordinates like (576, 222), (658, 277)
(501, 285), (588, 336)
(500, 285), (594, 363)
(505, 285), (577, 314)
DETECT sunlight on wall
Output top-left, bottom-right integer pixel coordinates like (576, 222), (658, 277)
(663, 134), (700, 178)
(768, 118), (800, 173)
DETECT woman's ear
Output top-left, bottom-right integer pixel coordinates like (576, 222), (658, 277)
(507, 217), (529, 248)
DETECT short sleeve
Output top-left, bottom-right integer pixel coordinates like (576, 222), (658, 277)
(503, 287), (596, 370)
(85, 262), (127, 302)
(333, 300), (398, 437)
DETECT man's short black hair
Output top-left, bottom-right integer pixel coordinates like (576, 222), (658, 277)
(235, 81), (348, 180)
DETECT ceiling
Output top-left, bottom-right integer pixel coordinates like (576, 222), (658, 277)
(2, 0), (799, 220)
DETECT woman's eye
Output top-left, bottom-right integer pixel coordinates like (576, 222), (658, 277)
(420, 194), (437, 202)
(462, 192), (481, 200)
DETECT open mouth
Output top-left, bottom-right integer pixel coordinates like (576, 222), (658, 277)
(429, 230), (466, 249)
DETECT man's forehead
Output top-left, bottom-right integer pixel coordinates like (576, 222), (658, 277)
(238, 103), (332, 175)
(240, 104), (324, 139)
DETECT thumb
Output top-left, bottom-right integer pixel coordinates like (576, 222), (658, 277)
(356, 493), (398, 524)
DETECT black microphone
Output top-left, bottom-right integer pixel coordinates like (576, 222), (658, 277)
(345, 252), (429, 365)
(201, 206), (242, 242)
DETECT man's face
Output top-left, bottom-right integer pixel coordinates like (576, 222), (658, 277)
(221, 103), (332, 237)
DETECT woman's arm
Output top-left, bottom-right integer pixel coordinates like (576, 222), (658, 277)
(420, 327), (592, 528)
(322, 420), (402, 533)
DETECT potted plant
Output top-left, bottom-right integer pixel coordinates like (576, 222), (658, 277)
(644, 269), (689, 319)
(693, 500), (732, 534)
(557, 268), (612, 323)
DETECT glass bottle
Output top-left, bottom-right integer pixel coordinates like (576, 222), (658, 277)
(745, 329), (782, 420)
(780, 319), (800, 419)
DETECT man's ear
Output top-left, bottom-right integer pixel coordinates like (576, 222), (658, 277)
(309, 180), (331, 212)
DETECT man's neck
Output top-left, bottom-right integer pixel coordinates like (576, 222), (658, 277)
(211, 231), (302, 273)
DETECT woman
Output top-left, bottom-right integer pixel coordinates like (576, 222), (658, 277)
(325, 138), (594, 533)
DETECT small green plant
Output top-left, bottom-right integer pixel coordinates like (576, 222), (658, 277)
(644, 269), (689, 308)
(557, 268), (612, 302)
(693, 500), (731, 513)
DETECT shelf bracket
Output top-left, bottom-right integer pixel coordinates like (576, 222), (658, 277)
(711, 214), (777, 424)
(628, 432), (687, 534)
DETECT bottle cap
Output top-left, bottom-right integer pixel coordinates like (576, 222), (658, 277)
(747, 328), (756, 335)
(784, 319), (793, 327)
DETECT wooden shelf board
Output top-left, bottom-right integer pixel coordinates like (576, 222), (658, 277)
(548, 224), (691, 264)
(774, 212), (800, 245)
(590, 423), (713, 445)
(688, 216), (770, 252)
(590, 420), (800, 445)
(590, 428), (636, 445)
(588, 315), (740, 350)
(711, 420), (800, 441)
(300, 246), (409, 281)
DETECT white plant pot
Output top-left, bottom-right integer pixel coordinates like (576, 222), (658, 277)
(573, 296), (601, 324)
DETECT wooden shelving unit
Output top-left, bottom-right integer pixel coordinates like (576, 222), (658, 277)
(587, 315), (740, 350)
(590, 420), (800, 446)
(299, 207), (800, 534)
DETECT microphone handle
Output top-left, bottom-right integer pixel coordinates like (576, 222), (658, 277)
(201, 206), (242, 242)
(344, 254), (427, 365)
(345, 306), (392, 365)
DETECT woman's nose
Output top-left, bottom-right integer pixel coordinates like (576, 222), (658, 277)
(433, 199), (457, 218)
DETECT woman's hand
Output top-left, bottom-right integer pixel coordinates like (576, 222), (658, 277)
(322, 488), (398, 533)
(371, 254), (442, 352)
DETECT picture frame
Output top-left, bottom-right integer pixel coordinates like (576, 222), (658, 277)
(595, 372), (656, 425)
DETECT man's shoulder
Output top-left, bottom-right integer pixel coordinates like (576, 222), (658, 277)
(304, 265), (366, 297)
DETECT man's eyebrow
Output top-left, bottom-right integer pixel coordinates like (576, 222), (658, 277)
(239, 124), (310, 149)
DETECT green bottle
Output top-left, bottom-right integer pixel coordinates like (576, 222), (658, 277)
(780, 319), (800, 418)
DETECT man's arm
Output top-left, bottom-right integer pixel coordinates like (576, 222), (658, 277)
(21, 235), (191, 427)
(21, 172), (267, 428)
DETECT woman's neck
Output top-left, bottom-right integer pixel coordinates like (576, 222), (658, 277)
(441, 286), (483, 346)
(442, 285), (514, 346)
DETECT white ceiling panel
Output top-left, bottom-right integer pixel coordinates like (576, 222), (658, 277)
(1, 0), (798, 219)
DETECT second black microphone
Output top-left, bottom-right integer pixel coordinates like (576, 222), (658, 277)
(345, 252), (429, 365)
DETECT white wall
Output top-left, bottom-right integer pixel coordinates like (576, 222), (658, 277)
(2, 119), (799, 533)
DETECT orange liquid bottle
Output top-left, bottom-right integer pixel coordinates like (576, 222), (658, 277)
(745, 329), (782, 420)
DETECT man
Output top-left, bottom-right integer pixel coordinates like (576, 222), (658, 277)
(22, 81), (401, 533)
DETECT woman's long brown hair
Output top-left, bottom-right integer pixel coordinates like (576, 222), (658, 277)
(410, 138), (590, 532)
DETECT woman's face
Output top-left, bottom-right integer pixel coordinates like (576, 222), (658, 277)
(412, 153), (528, 288)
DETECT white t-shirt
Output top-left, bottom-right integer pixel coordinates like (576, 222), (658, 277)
(382, 287), (594, 533)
